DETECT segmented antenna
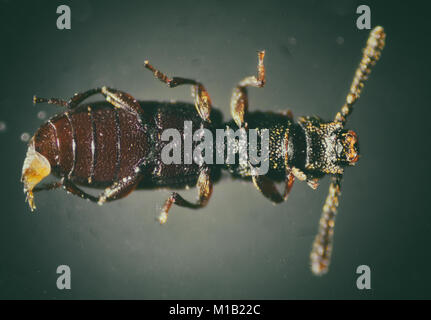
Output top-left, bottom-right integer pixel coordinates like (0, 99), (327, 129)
(310, 175), (341, 275)
(335, 26), (386, 126)
(311, 27), (386, 276)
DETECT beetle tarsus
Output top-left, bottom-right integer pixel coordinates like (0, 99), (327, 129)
(230, 50), (266, 128)
(144, 59), (212, 122)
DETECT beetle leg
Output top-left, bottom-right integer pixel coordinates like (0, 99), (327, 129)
(291, 167), (307, 181)
(283, 171), (295, 200)
(310, 175), (342, 276)
(144, 60), (212, 122)
(33, 96), (69, 108)
(251, 170), (295, 204)
(158, 167), (213, 224)
(97, 175), (141, 205)
(33, 88), (105, 109)
(32, 178), (99, 203)
(27, 179), (97, 209)
(230, 51), (266, 128)
(26, 181), (61, 211)
(251, 127), (295, 203)
(62, 179), (100, 202)
(252, 175), (283, 204)
(33, 181), (63, 192)
(34, 87), (144, 116)
(31, 175), (140, 205)
(25, 176), (101, 208)
(100, 86), (144, 116)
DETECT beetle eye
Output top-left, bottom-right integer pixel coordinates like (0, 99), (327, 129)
(344, 130), (359, 164)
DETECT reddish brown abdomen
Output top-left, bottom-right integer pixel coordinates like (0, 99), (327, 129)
(34, 103), (148, 187)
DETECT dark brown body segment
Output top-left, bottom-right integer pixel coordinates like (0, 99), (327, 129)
(34, 103), (149, 188)
(53, 115), (74, 176)
(70, 109), (93, 183)
(92, 105), (118, 183)
(33, 119), (59, 172)
(150, 104), (206, 187)
(117, 107), (148, 180)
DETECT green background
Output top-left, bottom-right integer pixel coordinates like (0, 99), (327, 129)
(0, 0), (430, 299)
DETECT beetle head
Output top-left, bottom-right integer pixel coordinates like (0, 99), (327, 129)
(336, 130), (360, 166)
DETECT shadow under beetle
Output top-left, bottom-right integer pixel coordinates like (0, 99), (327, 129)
(22, 27), (385, 275)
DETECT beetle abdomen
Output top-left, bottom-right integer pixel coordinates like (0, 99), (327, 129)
(34, 103), (148, 187)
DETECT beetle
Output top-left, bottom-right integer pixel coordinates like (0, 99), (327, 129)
(22, 26), (385, 275)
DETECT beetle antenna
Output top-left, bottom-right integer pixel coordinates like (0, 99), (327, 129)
(335, 26), (386, 127)
(310, 174), (342, 275)
(311, 27), (386, 275)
